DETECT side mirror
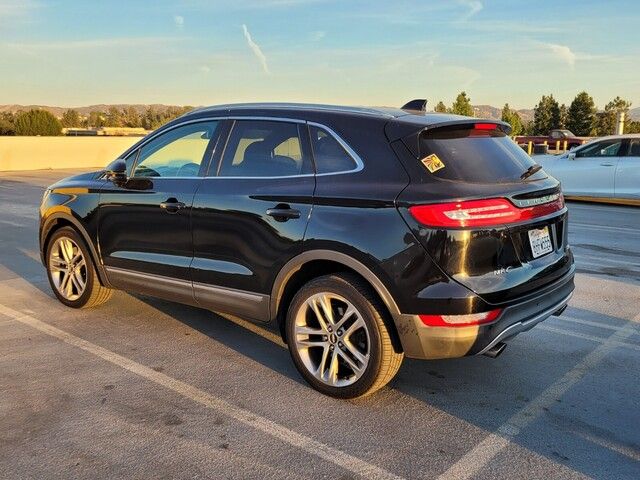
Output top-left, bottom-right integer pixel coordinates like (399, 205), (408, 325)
(567, 153), (576, 161)
(104, 159), (127, 181)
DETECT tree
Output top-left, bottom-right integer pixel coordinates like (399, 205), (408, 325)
(105, 106), (124, 127)
(87, 111), (106, 128)
(626, 121), (640, 134)
(595, 96), (632, 135)
(559, 104), (568, 128)
(566, 91), (597, 136)
(500, 103), (523, 135)
(451, 91), (473, 116)
(0, 112), (16, 135)
(434, 101), (448, 113)
(14, 109), (62, 136)
(61, 109), (81, 128)
(122, 106), (141, 128)
(533, 94), (561, 134)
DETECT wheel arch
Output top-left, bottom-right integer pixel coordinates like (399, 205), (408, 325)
(41, 213), (111, 288)
(271, 250), (403, 353)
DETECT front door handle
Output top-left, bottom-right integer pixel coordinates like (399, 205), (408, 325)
(600, 162), (614, 167)
(160, 198), (186, 214)
(266, 205), (301, 221)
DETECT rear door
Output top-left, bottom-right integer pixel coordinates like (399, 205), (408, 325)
(555, 138), (623, 197)
(190, 118), (315, 321)
(615, 138), (640, 200)
(98, 120), (220, 296)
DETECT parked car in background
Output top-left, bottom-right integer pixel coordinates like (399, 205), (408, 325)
(515, 129), (587, 150)
(39, 102), (575, 398)
(535, 134), (640, 204)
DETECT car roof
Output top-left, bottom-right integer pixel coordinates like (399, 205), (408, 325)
(183, 102), (497, 128)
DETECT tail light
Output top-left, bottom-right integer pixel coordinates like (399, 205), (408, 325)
(408, 194), (564, 228)
(419, 309), (502, 327)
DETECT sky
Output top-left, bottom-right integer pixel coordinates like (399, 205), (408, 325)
(0, 0), (639, 110)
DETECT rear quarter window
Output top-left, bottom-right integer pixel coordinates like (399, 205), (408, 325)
(418, 125), (543, 183)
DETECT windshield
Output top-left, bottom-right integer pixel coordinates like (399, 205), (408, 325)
(419, 125), (546, 184)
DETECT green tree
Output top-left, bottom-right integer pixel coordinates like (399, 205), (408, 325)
(0, 112), (16, 135)
(434, 101), (448, 113)
(595, 96), (632, 135)
(500, 103), (523, 135)
(14, 109), (62, 136)
(559, 104), (568, 129)
(626, 120), (640, 134)
(87, 111), (106, 128)
(533, 94), (561, 134)
(566, 91), (597, 136)
(105, 106), (124, 127)
(61, 109), (81, 128)
(451, 91), (473, 116)
(122, 106), (141, 128)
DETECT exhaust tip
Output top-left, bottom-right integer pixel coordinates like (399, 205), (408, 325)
(483, 342), (507, 359)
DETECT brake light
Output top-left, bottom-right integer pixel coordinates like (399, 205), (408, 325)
(474, 123), (498, 130)
(408, 195), (564, 228)
(419, 309), (502, 327)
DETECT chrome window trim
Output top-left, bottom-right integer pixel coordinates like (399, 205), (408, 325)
(124, 115), (365, 180)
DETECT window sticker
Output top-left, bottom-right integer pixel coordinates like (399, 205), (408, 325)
(421, 153), (445, 173)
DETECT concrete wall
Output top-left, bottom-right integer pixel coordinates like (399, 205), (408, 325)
(0, 136), (141, 171)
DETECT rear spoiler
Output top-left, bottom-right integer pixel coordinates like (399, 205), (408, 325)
(386, 118), (513, 158)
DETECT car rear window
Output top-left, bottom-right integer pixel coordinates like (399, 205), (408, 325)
(418, 125), (544, 183)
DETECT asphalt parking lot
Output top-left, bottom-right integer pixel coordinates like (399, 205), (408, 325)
(1, 169), (639, 479)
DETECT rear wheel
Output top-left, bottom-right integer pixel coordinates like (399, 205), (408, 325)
(45, 226), (112, 308)
(286, 274), (403, 398)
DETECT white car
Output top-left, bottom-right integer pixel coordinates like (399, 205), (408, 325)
(536, 134), (640, 204)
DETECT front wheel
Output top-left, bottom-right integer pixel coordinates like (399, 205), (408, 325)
(45, 226), (112, 308)
(286, 274), (403, 398)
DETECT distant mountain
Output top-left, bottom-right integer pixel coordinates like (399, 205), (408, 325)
(472, 104), (534, 123)
(0, 104), (188, 117)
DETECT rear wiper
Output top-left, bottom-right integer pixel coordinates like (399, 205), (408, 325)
(520, 164), (543, 180)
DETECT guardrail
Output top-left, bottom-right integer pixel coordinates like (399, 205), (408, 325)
(0, 136), (140, 171)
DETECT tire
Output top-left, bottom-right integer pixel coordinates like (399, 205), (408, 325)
(45, 226), (112, 309)
(286, 273), (403, 399)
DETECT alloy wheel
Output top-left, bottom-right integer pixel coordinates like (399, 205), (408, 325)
(48, 237), (87, 301)
(293, 292), (371, 387)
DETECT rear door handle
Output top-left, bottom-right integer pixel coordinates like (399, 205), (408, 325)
(266, 206), (301, 221)
(160, 198), (186, 214)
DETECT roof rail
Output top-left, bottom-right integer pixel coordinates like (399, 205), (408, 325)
(401, 99), (427, 112)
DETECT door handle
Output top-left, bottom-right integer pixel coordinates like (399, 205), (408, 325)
(266, 205), (301, 221)
(160, 198), (186, 214)
(600, 162), (614, 167)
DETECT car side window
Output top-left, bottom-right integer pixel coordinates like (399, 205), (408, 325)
(550, 131), (561, 139)
(575, 139), (623, 158)
(132, 121), (218, 178)
(218, 120), (311, 177)
(627, 139), (640, 157)
(309, 125), (358, 174)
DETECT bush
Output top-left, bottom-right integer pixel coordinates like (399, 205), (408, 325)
(14, 109), (62, 136)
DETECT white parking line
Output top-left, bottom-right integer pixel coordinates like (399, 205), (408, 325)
(571, 223), (640, 234)
(538, 325), (640, 352)
(0, 303), (404, 480)
(553, 314), (639, 331)
(436, 314), (640, 480)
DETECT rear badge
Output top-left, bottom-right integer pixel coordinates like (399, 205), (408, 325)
(421, 153), (445, 173)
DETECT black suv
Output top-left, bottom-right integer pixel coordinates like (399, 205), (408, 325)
(39, 102), (574, 398)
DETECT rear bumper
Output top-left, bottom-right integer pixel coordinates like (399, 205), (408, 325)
(394, 266), (575, 360)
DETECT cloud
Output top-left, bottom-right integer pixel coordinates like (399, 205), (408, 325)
(242, 24), (270, 74)
(544, 43), (576, 68)
(199, 65), (211, 73)
(0, 0), (38, 22)
(458, 0), (483, 19)
(174, 15), (184, 29)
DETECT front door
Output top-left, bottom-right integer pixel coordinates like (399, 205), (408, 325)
(555, 138), (623, 197)
(98, 120), (221, 300)
(190, 119), (315, 320)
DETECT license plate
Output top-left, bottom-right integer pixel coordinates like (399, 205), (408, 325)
(528, 226), (553, 258)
